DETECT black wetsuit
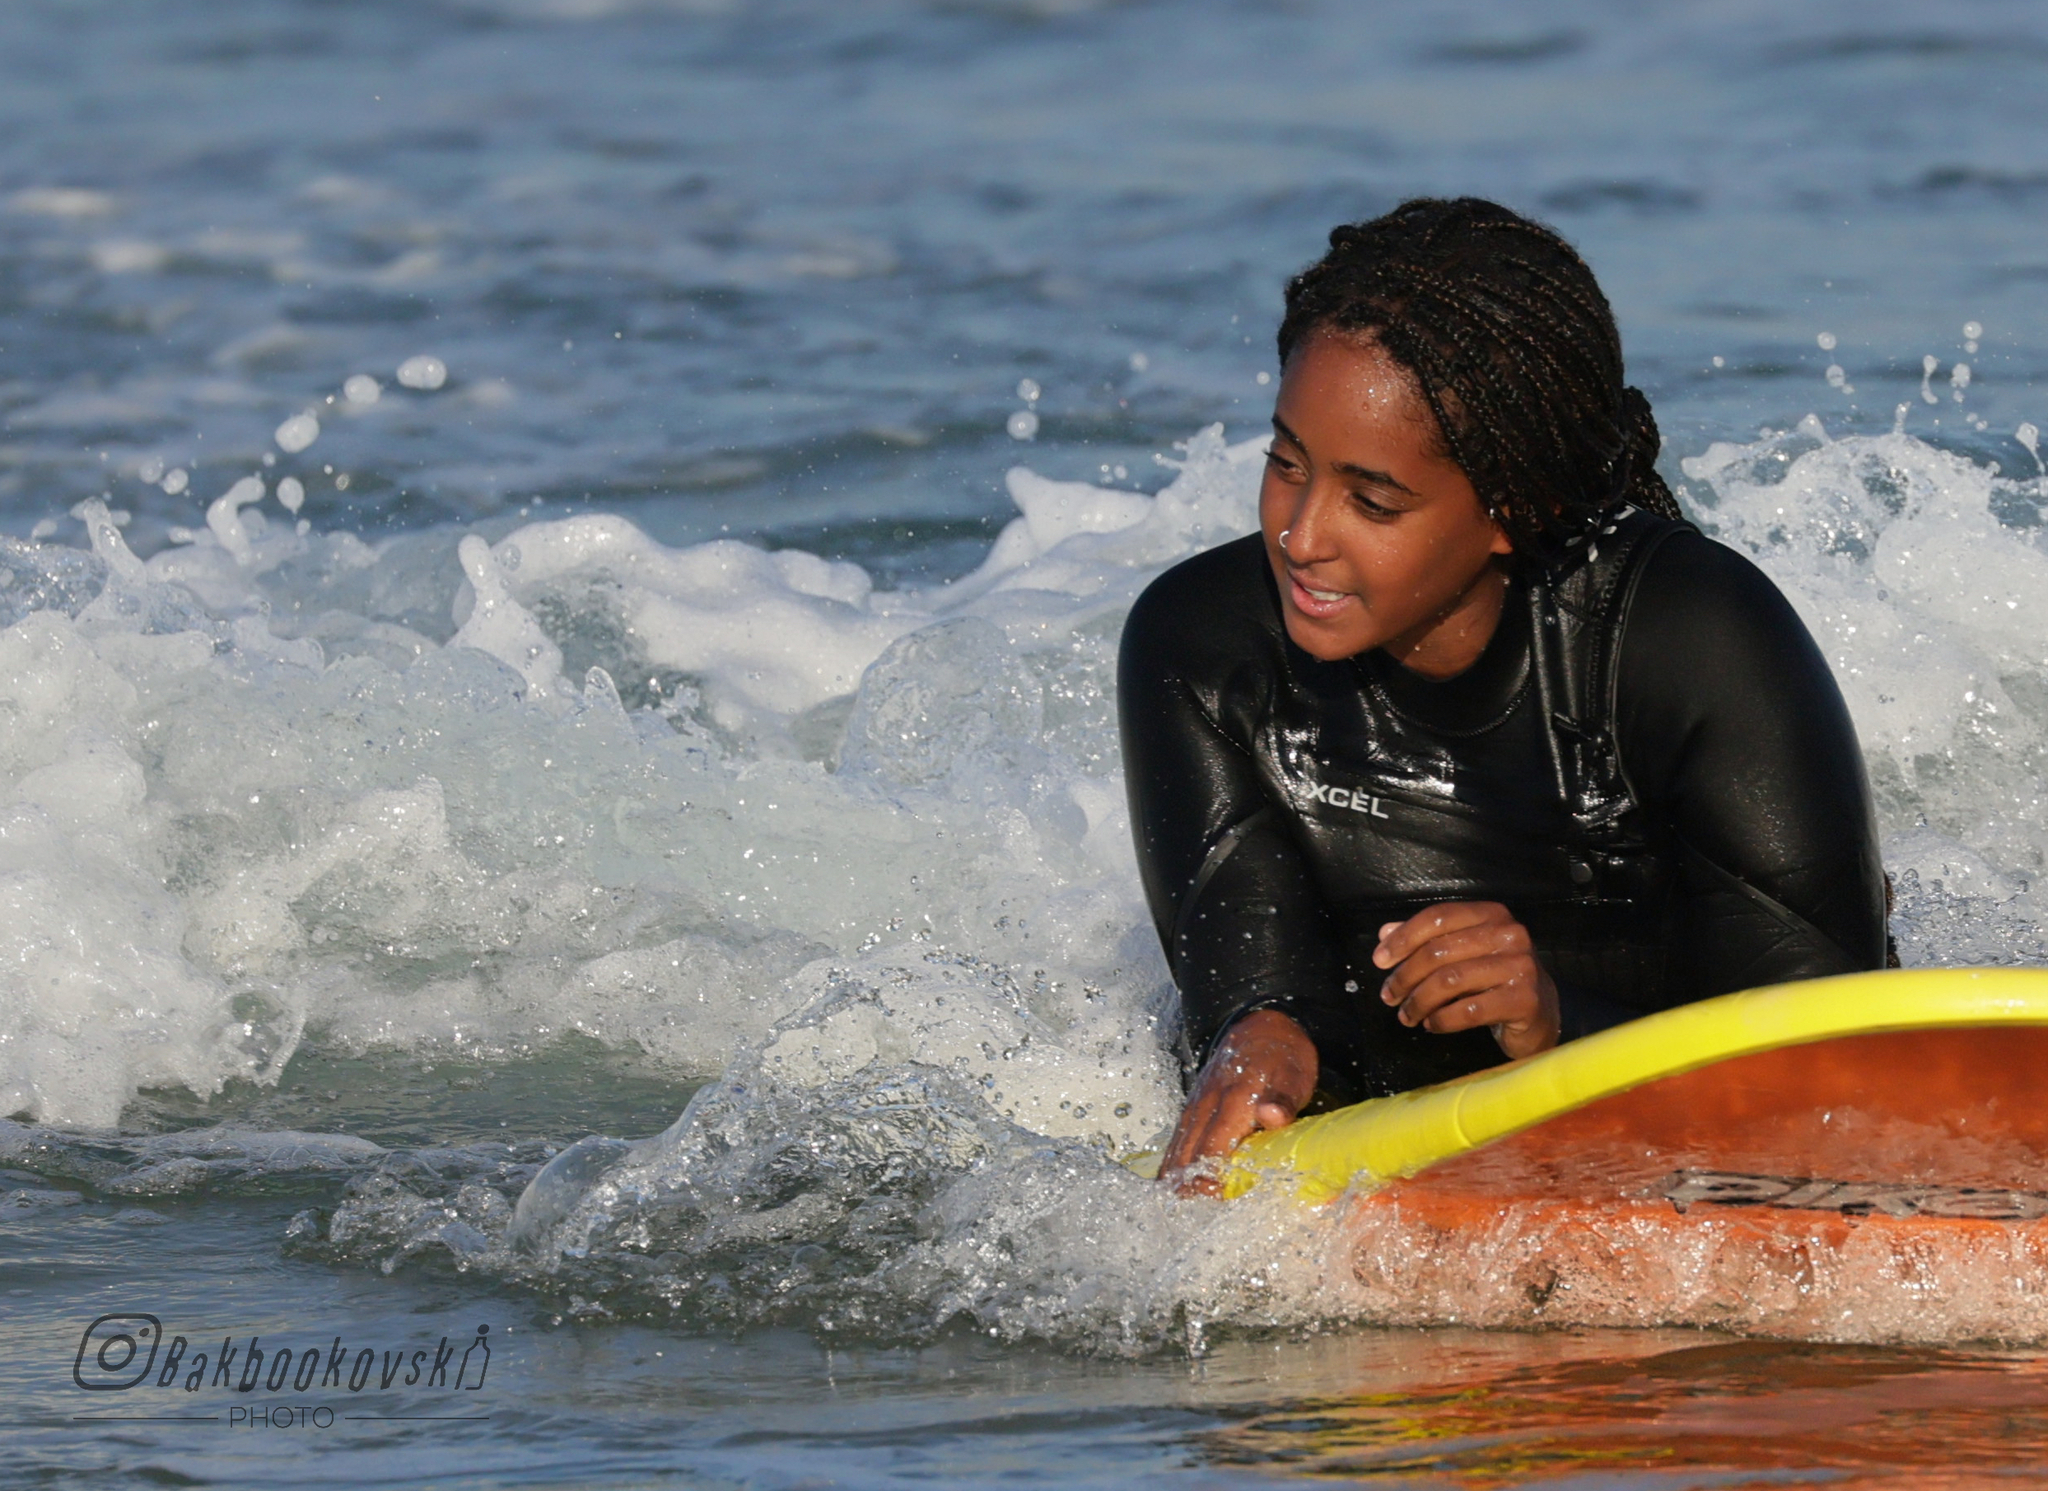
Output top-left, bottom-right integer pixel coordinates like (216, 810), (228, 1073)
(1118, 506), (1889, 1104)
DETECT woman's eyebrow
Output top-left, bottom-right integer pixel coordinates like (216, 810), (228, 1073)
(1270, 416), (1418, 495)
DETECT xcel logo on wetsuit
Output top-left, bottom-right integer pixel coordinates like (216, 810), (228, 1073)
(1298, 776), (1391, 820)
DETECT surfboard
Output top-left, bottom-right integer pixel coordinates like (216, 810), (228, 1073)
(1214, 968), (2048, 1248)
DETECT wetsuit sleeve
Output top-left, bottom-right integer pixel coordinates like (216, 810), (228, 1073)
(1615, 531), (1889, 1001)
(1117, 570), (1351, 1082)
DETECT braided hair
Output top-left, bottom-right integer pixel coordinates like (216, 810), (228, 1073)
(1277, 197), (1681, 564)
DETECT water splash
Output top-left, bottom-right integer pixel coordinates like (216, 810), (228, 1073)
(4, 411), (2048, 1351)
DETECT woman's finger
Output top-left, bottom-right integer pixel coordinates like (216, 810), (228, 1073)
(1394, 953), (1538, 1030)
(1176, 1089), (1303, 1196)
(1165, 1090), (1262, 1197)
(1163, 1074), (1308, 1196)
(1379, 921), (1530, 1005)
(1411, 976), (1537, 1036)
(1372, 901), (1510, 970)
(1252, 1099), (1296, 1131)
(1159, 1084), (1229, 1179)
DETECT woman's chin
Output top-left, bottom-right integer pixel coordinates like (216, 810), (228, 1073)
(1282, 611), (1375, 662)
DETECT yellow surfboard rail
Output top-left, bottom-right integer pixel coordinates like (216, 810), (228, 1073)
(1219, 967), (2048, 1203)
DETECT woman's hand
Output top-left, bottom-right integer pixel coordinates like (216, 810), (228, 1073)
(1159, 1008), (1318, 1197)
(1374, 901), (1560, 1060)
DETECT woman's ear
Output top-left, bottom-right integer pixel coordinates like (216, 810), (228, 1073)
(1487, 516), (1514, 557)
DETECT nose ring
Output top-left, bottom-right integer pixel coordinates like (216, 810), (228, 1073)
(1277, 529), (1293, 556)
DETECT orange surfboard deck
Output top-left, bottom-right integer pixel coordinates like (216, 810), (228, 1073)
(1366, 1024), (2048, 1249)
(1221, 971), (2048, 1253)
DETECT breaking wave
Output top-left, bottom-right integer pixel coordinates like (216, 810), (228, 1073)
(6, 404), (2048, 1350)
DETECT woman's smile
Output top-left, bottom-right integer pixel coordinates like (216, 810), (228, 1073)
(1286, 568), (1355, 617)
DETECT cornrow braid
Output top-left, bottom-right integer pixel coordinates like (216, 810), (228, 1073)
(1277, 197), (1681, 564)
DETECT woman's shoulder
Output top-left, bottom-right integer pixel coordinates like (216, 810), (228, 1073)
(1122, 532), (1282, 671)
(1625, 524), (1815, 659)
(1616, 523), (1845, 750)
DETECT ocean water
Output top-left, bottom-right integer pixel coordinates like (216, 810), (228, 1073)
(9, 1), (2048, 1484)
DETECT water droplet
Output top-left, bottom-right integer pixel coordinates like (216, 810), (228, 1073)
(397, 354), (448, 390)
(343, 373), (383, 405)
(2016, 422), (2042, 474)
(1817, 331), (1837, 351)
(1006, 409), (1040, 441)
(274, 412), (319, 453)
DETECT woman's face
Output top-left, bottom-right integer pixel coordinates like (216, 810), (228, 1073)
(1258, 330), (1513, 676)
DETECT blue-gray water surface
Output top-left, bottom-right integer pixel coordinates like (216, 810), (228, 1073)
(10, 1), (2048, 1485)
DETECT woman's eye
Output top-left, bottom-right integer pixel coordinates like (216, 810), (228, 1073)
(1351, 491), (1399, 518)
(1264, 450), (1305, 479)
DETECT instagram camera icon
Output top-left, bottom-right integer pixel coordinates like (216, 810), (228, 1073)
(74, 1314), (162, 1390)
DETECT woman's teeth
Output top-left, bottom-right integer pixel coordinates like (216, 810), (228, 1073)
(1288, 571), (1352, 617)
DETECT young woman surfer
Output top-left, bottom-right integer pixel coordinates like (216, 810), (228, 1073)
(1118, 197), (1890, 1195)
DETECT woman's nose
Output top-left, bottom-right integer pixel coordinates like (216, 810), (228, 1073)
(1282, 489), (1341, 562)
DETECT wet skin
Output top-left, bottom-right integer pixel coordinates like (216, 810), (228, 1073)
(1162, 333), (1561, 1196)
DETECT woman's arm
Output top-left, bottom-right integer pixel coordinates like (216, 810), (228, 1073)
(1118, 552), (1353, 1062)
(1615, 531), (1890, 997)
(1118, 553), (1352, 1187)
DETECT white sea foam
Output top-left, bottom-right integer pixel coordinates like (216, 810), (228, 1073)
(0, 424), (1253, 1130)
(1681, 417), (2048, 941)
(3, 415), (2046, 1347)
